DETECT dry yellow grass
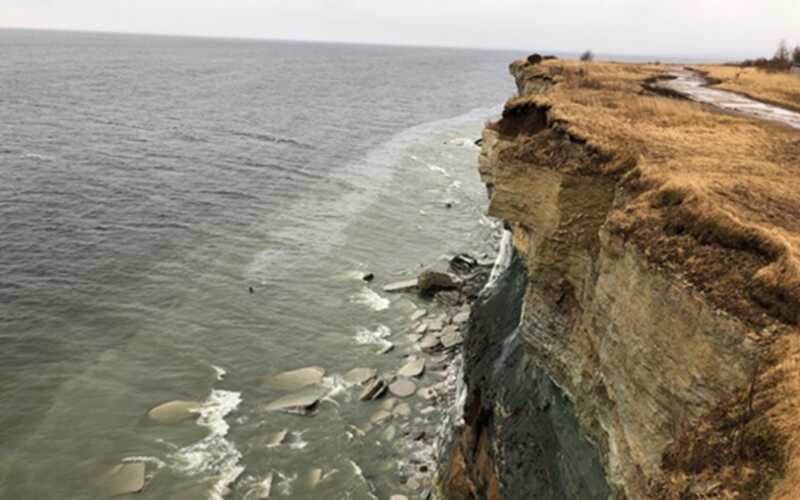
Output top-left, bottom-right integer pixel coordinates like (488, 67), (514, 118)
(698, 65), (800, 113)
(505, 59), (800, 499)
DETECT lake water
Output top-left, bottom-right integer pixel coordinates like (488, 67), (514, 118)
(0, 29), (520, 499)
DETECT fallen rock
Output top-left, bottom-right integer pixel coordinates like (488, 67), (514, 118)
(382, 397), (398, 411)
(452, 310), (470, 325)
(389, 379), (417, 398)
(407, 333), (423, 344)
(417, 271), (459, 296)
(397, 358), (425, 378)
(417, 387), (436, 400)
(306, 468), (322, 489)
(393, 402), (412, 417)
(419, 336), (441, 352)
(359, 378), (387, 401)
(267, 429), (288, 447)
(383, 424), (397, 442)
(425, 318), (444, 332)
(414, 323), (428, 335)
(383, 279), (418, 293)
(102, 462), (145, 497)
(370, 409), (393, 424)
(410, 309), (428, 322)
(362, 273), (375, 282)
(265, 386), (328, 414)
(449, 254), (478, 274)
(147, 400), (201, 423)
(377, 342), (394, 354)
(343, 367), (377, 385)
(262, 367), (325, 391)
(441, 332), (464, 349)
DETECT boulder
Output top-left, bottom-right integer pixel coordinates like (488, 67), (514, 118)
(419, 336), (441, 352)
(147, 400), (201, 423)
(344, 368), (377, 385)
(383, 279), (418, 293)
(102, 462), (145, 497)
(417, 271), (459, 297)
(389, 379), (417, 398)
(265, 386), (328, 414)
(449, 254), (478, 274)
(410, 309), (428, 322)
(527, 53), (543, 65)
(262, 367), (325, 391)
(359, 378), (387, 401)
(452, 310), (470, 325)
(441, 332), (464, 349)
(267, 429), (288, 447)
(397, 358), (425, 378)
(414, 323), (429, 335)
(306, 468), (322, 489)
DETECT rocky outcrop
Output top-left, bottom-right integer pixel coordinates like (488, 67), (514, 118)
(438, 60), (793, 500)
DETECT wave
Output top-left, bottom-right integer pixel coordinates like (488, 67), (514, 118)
(350, 287), (390, 311)
(168, 389), (244, 500)
(354, 325), (391, 345)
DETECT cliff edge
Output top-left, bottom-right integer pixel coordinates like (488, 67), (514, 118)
(438, 60), (800, 500)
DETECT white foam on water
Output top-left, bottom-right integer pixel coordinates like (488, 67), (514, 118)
(354, 324), (391, 345)
(168, 389), (244, 500)
(275, 471), (297, 496)
(320, 375), (350, 405)
(122, 456), (166, 470)
(350, 287), (390, 311)
(342, 270), (368, 281)
(444, 137), (479, 149)
(212, 365), (227, 381)
(428, 164), (450, 177)
(288, 430), (308, 450)
(241, 473), (273, 500)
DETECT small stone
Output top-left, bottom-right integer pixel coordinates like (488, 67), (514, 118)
(262, 367), (325, 391)
(410, 309), (428, 322)
(389, 379), (417, 398)
(418, 336), (441, 352)
(377, 342), (394, 354)
(393, 403), (412, 417)
(382, 424), (397, 442)
(362, 273), (375, 282)
(344, 368), (377, 385)
(370, 409), (393, 424)
(414, 323), (428, 335)
(359, 378), (387, 401)
(441, 332), (463, 349)
(412, 430), (425, 441)
(382, 398), (398, 411)
(390, 495), (409, 500)
(417, 387), (436, 400)
(267, 429), (288, 447)
(397, 358), (425, 378)
(306, 468), (322, 489)
(452, 311), (470, 325)
(383, 279), (419, 293)
(407, 477), (421, 490)
(407, 333), (423, 344)
(265, 386), (328, 414)
(425, 318), (444, 332)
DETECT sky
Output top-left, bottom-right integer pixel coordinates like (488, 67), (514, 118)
(2, 0), (799, 59)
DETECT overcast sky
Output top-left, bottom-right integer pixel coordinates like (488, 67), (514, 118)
(2, 0), (798, 59)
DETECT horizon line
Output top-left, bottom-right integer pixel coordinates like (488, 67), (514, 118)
(0, 25), (733, 63)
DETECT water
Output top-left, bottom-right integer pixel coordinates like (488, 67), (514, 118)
(0, 29), (521, 499)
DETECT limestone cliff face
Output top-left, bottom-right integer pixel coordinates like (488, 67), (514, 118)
(437, 64), (766, 499)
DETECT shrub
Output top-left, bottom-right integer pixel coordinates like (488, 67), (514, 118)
(580, 50), (594, 62)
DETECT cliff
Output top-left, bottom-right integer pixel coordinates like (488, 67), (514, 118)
(438, 60), (800, 500)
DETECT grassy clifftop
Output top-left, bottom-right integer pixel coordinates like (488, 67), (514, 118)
(502, 59), (800, 500)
